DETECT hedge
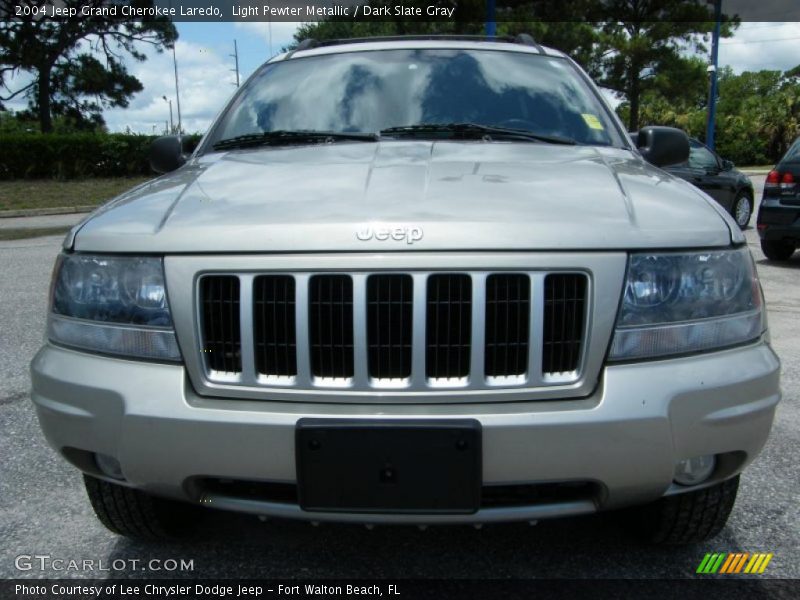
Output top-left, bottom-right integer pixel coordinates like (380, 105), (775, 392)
(0, 133), (201, 180)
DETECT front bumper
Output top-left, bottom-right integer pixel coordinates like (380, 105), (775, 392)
(30, 340), (781, 524)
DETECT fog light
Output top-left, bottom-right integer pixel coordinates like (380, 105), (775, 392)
(95, 453), (124, 480)
(674, 455), (716, 486)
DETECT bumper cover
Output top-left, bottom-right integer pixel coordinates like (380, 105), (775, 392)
(30, 341), (781, 524)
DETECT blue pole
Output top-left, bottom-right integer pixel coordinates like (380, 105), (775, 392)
(486, 0), (496, 37)
(706, 0), (722, 150)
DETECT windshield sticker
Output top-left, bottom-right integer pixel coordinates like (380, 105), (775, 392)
(582, 114), (604, 130)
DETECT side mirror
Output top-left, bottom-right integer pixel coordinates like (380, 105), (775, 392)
(636, 126), (690, 168)
(721, 159), (734, 171)
(150, 135), (187, 174)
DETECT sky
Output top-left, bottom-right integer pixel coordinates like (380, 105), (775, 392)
(3, 20), (800, 134)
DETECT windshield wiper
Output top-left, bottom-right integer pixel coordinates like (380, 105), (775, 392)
(212, 130), (379, 151)
(379, 123), (576, 145)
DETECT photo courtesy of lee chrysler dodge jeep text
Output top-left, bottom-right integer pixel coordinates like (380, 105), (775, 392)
(30, 36), (781, 544)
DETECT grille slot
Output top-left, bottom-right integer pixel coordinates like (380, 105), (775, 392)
(200, 275), (241, 373)
(543, 274), (587, 374)
(485, 274), (530, 377)
(309, 275), (354, 379)
(426, 274), (472, 379)
(253, 275), (296, 377)
(367, 275), (413, 380)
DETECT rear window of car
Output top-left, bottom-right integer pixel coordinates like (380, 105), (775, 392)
(783, 139), (800, 162)
(207, 48), (625, 149)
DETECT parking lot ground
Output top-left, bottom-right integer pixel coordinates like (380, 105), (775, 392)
(0, 176), (797, 582)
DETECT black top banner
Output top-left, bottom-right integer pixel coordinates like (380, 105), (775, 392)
(2, 0), (800, 23)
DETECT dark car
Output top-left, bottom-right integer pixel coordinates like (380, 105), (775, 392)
(757, 138), (800, 261)
(664, 138), (755, 229)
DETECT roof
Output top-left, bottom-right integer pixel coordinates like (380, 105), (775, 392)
(275, 35), (566, 62)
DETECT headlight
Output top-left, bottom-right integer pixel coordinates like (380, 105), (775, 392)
(609, 247), (764, 360)
(48, 254), (181, 361)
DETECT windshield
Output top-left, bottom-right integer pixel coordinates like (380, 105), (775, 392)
(206, 48), (623, 149)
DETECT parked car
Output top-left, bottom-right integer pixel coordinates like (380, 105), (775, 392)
(660, 138), (755, 229)
(757, 137), (800, 260)
(31, 36), (780, 545)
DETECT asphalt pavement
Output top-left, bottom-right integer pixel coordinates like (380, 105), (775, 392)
(1, 174), (798, 581)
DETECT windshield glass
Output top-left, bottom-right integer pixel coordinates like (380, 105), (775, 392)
(206, 48), (622, 149)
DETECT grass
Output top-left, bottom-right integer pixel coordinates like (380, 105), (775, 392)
(0, 226), (72, 241)
(0, 177), (152, 212)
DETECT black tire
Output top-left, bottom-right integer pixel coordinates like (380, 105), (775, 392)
(761, 239), (795, 261)
(731, 193), (752, 229)
(83, 475), (196, 540)
(627, 476), (740, 545)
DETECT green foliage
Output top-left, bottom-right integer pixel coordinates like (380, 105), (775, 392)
(620, 68), (800, 165)
(0, 132), (201, 180)
(0, 0), (177, 132)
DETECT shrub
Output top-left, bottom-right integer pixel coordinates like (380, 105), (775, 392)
(0, 133), (201, 180)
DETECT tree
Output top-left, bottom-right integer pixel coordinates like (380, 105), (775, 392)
(593, 0), (737, 131)
(0, 0), (176, 132)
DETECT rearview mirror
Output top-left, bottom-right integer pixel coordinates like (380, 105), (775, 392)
(721, 159), (734, 171)
(150, 135), (187, 174)
(636, 126), (690, 168)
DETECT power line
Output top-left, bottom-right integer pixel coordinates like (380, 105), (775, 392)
(721, 35), (800, 45)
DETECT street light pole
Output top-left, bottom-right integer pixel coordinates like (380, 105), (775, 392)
(705, 0), (722, 150)
(230, 40), (240, 87)
(162, 96), (174, 133)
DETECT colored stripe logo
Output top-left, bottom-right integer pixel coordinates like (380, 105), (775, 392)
(697, 553), (773, 574)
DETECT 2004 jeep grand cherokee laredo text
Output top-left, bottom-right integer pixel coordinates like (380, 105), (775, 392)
(30, 36), (781, 544)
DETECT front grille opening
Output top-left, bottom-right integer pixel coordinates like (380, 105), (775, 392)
(200, 275), (241, 373)
(195, 478), (597, 510)
(367, 275), (413, 379)
(254, 276), (297, 377)
(480, 481), (599, 508)
(426, 274), (472, 379)
(543, 274), (587, 374)
(309, 275), (354, 379)
(485, 274), (531, 377)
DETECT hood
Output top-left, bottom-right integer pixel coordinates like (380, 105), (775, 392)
(71, 141), (734, 253)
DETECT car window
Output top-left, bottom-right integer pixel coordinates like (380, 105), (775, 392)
(207, 49), (624, 148)
(688, 141), (719, 170)
(784, 139), (800, 161)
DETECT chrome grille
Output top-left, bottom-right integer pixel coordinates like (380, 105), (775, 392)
(253, 275), (296, 378)
(485, 274), (530, 378)
(367, 274), (413, 380)
(543, 274), (587, 374)
(309, 275), (354, 380)
(196, 271), (590, 394)
(200, 275), (241, 373)
(426, 274), (472, 380)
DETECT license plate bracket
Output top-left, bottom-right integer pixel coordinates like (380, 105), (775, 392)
(296, 419), (481, 514)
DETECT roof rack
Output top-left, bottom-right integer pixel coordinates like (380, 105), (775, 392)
(285, 34), (544, 58)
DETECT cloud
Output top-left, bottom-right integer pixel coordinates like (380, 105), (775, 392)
(719, 22), (800, 74)
(235, 21), (302, 55)
(104, 39), (239, 134)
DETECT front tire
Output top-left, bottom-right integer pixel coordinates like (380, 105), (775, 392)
(627, 476), (739, 545)
(84, 475), (196, 540)
(760, 239), (795, 261)
(731, 193), (752, 229)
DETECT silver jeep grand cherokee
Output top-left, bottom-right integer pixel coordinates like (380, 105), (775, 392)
(30, 36), (781, 544)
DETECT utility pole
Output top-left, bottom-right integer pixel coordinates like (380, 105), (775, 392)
(486, 0), (496, 36)
(230, 40), (240, 87)
(705, 0), (722, 150)
(167, 0), (182, 133)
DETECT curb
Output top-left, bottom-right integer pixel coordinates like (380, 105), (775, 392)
(0, 205), (95, 218)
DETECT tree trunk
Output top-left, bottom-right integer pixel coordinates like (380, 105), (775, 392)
(628, 64), (641, 132)
(37, 63), (53, 133)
